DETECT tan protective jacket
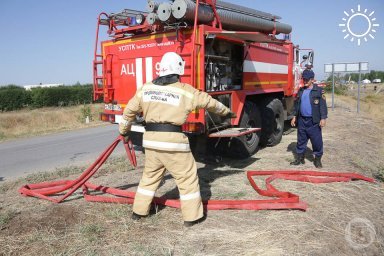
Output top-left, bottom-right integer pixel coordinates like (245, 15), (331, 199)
(119, 81), (230, 152)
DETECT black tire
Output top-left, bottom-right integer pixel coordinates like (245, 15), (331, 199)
(230, 101), (261, 158)
(129, 131), (145, 153)
(260, 98), (284, 146)
(129, 131), (143, 146)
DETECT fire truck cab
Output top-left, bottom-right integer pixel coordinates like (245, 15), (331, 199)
(93, 0), (314, 158)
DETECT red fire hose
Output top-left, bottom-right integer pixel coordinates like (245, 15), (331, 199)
(19, 136), (375, 211)
(19, 136), (136, 203)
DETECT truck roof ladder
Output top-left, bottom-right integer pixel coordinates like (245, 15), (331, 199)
(93, 13), (109, 101)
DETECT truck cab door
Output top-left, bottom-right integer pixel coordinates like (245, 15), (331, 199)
(293, 48), (301, 95)
(294, 49), (315, 94)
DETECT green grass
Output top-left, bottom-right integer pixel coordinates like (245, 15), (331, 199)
(131, 243), (174, 256)
(0, 165), (86, 194)
(93, 156), (135, 178)
(106, 205), (131, 219)
(80, 223), (105, 243)
(0, 210), (19, 229)
(363, 94), (381, 102)
(24, 165), (85, 184)
(0, 155), (134, 195)
(374, 167), (384, 182)
(349, 156), (376, 173)
(216, 191), (247, 199)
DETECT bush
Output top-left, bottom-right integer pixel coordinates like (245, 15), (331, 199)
(30, 85), (93, 108)
(72, 84), (94, 104)
(0, 84), (94, 111)
(323, 84), (348, 95)
(78, 104), (93, 123)
(0, 85), (30, 111)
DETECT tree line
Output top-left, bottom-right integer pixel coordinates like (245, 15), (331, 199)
(327, 70), (384, 83)
(0, 84), (100, 112)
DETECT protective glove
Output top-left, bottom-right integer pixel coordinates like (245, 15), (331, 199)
(119, 119), (131, 141)
(226, 111), (237, 119)
(119, 132), (130, 143)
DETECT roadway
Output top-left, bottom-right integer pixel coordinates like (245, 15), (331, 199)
(0, 124), (127, 181)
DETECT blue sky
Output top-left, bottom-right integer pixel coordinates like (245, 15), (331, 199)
(0, 0), (382, 85)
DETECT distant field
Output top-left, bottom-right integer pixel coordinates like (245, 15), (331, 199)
(341, 83), (384, 123)
(0, 104), (106, 142)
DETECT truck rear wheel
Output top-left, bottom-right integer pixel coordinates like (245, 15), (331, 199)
(230, 101), (261, 158)
(260, 98), (284, 146)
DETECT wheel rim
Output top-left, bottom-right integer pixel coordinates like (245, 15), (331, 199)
(245, 120), (257, 146)
(274, 113), (282, 133)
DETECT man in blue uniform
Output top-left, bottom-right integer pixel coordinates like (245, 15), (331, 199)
(290, 69), (328, 168)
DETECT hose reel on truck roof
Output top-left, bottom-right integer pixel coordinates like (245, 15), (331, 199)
(97, 1), (292, 38)
(145, 0), (292, 34)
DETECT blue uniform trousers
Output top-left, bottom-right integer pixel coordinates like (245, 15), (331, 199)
(296, 116), (323, 157)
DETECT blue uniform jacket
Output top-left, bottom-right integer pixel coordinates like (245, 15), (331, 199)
(292, 84), (328, 124)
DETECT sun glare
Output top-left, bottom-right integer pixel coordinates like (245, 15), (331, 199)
(339, 4), (379, 46)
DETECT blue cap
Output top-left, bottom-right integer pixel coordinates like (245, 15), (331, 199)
(302, 69), (315, 80)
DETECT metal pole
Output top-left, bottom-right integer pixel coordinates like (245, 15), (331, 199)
(332, 64), (335, 111)
(357, 62), (361, 113)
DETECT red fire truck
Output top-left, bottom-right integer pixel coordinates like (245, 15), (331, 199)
(93, 0), (314, 157)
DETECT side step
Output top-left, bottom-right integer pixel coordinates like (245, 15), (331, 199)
(208, 128), (261, 138)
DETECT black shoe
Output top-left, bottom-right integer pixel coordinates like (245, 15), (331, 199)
(290, 154), (305, 165)
(314, 156), (323, 168)
(184, 216), (206, 227)
(131, 212), (147, 221)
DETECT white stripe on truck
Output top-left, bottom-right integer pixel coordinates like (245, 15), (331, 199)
(243, 60), (288, 74)
(136, 58), (143, 89)
(145, 57), (153, 83)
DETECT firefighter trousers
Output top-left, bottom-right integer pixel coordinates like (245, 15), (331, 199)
(296, 116), (323, 157)
(132, 148), (204, 222)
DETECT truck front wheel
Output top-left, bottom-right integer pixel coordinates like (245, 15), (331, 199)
(230, 101), (261, 158)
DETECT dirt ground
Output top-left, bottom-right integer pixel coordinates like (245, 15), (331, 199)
(1, 95), (383, 256)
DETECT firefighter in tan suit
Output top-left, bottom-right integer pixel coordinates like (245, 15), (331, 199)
(119, 52), (235, 226)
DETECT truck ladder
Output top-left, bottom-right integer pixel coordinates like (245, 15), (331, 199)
(93, 13), (109, 101)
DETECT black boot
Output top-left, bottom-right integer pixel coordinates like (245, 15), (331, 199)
(131, 212), (147, 221)
(314, 156), (323, 168)
(290, 154), (305, 165)
(184, 215), (206, 227)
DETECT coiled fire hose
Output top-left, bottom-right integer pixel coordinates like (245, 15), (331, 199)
(19, 136), (375, 211)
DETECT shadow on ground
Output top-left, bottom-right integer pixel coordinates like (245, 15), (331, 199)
(287, 142), (314, 162)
